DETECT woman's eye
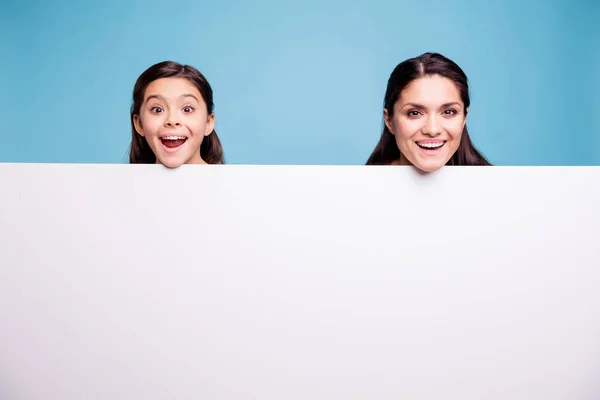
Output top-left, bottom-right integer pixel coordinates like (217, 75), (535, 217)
(183, 106), (194, 113)
(407, 110), (421, 117)
(444, 109), (457, 115)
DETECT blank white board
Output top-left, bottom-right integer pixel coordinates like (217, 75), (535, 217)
(0, 163), (599, 400)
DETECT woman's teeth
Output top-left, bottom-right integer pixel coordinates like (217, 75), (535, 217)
(417, 142), (444, 149)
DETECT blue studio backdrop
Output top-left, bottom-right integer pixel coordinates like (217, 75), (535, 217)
(1, 0), (599, 165)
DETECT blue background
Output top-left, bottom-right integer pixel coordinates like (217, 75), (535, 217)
(1, 0), (599, 165)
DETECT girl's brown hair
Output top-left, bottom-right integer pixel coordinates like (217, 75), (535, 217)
(129, 61), (224, 164)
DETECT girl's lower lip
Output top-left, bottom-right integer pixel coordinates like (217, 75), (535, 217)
(161, 141), (186, 153)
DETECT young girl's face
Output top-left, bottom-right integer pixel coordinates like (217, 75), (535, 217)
(384, 75), (466, 172)
(134, 77), (215, 168)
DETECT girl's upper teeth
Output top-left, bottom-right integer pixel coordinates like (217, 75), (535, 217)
(164, 136), (185, 140)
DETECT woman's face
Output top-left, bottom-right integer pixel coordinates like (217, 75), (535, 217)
(384, 75), (467, 172)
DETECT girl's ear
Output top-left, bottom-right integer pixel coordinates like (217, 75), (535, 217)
(133, 115), (144, 137)
(204, 114), (215, 137)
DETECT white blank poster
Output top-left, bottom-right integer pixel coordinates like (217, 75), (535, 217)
(0, 164), (599, 400)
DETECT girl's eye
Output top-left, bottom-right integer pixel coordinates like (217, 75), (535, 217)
(182, 106), (194, 113)
(150, 106), (163, 113)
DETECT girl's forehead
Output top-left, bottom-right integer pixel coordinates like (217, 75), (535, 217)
(144, 77), (202, 100)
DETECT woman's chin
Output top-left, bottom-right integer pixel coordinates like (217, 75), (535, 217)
(411, 157), (448, 173)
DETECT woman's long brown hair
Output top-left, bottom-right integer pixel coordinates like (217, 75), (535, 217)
(366, 53), (490, 166)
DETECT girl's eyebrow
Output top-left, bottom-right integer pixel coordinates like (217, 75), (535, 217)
(144, 94), (164, 103)
(180, 94), (199, 102)
(144, 94), (199, 103)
